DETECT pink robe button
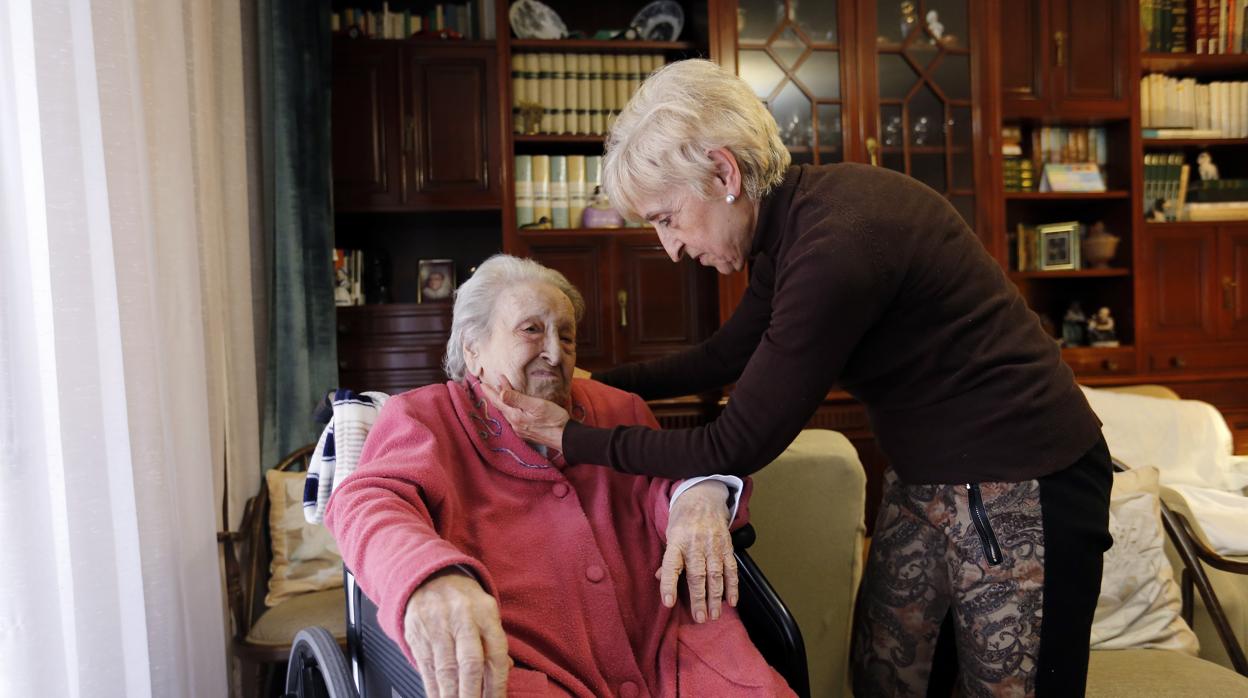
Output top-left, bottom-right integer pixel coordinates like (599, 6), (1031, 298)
(619, 681), (639, 698)
(552, 483), (569, 498)
(585, 565), (605, 583)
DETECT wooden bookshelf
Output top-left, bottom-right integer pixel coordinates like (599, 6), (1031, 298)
(1141, 53), (1248, 77)
(1142, 138), (1248, 147)
(514, 134), (606, 144)
(1004, 191), (1131, 200)
(1010, 269), (1131, 279)
(509, 39), (695, 52)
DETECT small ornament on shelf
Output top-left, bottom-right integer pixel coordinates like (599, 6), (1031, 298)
(1087, 307), (1119, 347)
(1081, 222), (1120, 269)
(1062, 301), (1087, 348)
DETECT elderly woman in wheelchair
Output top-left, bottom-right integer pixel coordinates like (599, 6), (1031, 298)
(325, 254), (795, 697)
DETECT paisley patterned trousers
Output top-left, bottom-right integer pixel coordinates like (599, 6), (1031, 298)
(852, 438), (1112, 698)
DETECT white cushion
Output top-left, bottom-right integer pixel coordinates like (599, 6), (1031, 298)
(1090, 467), (1198, 654)
(265, 469), (343, 607)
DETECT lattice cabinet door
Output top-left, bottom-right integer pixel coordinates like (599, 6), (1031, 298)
(734, 0), (852, 165)
(860, 0), (985, 233)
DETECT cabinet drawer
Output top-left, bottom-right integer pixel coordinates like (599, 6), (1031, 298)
(338, 344), (447, 372)
(1145, 345), (1248, 373)
(1063, 347), (1137, 376)
(337, 304), (453, 339)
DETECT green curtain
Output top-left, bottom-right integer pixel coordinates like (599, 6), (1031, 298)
(259, 0), (337, 469)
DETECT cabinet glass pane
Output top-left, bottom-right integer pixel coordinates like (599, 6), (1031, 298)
(817, 103), (843, 156)
(878, 54), (918, 100)
(737, 0), (841, 165)
(931, 54), (970, 100)
(740, 49), (786, 98)
(795, 0), (838, 42)
(773, 27), (808, 69)
(739, 0), (785, 41)
(873, 0), (975, 228)
(796, 50), (840, 98)
(772, 81), (812, 150)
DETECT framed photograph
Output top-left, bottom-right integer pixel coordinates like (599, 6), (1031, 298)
(1037, 221), (1080, 271)
(417, 259), (455, 303)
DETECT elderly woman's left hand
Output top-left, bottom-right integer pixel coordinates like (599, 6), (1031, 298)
(659, 481), (738, 623)
(478, 377), (569, 450)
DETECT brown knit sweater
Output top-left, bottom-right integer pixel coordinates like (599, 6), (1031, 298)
(567, 163), (1102, 484)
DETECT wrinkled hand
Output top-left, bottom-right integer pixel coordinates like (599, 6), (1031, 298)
(477, 376), (569, 450)
(404, 569), (511, 698)
(659, 481), (738, 623)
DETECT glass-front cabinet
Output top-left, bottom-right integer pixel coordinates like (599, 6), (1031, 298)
(731, 0), (986, 236)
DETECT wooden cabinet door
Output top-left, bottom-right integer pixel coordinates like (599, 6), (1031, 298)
(1000, 0), (1050, 116)
(1219, 225), (1248, 342)
(525, 237), (612, 369)
(332, 41), (403, 210)
(1049, 0), (1128, 115)
(406, 47), (501, 209)
(615, 237), (717, 365)
(1139, 226), (1220, 345)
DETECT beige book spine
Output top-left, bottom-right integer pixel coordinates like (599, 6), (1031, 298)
(564, 53), (580, 135)
(614, 55), (630, 120)
(532, 155), (552, 223)
(538, 53), (555, 133)
(603, 54), (619, 131)
(567, 155), (587, 229)
(590, 54), (605, 134)
(578, 54), (592, 134)
(551, 53), (566, 133)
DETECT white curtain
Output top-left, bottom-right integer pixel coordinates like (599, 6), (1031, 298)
(0, 0), (261, 695)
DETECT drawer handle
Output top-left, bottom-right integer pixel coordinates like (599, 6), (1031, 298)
(1170, 356), (1186, 369)
(1101, 359), (1119, 371)
(1224, 277), (1238, 311)
(617, 289), (628, 328)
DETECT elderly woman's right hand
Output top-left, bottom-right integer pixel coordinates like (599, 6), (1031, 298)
(404, 568), (511, 698)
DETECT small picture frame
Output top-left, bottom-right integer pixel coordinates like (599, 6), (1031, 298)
(1037, 221), (1080, 271)
(417, 259), (455, 303)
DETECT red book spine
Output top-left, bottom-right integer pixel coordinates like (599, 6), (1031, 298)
(1195, 0), (1209, 53)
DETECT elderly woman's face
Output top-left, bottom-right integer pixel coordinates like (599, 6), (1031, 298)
(466, 282), (576, 405)
(643, 185), (755, 274)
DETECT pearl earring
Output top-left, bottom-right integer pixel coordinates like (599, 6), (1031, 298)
(725, 194), (736, 204)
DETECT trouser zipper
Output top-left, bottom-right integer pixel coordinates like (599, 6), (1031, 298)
(966, 483), (1003, 566)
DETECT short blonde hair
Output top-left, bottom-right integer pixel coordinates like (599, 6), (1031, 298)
(602, 59), (790, 219)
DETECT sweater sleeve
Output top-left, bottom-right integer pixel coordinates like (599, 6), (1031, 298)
(565, 210), (890, 478)
(591, 256), (777, 400)
(324, 398), (496, 666)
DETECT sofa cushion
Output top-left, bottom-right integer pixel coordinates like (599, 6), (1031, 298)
(1086, 649), (1248, 696)
(1090, 467), (1198, 654)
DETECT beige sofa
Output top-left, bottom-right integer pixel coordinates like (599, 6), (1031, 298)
(749, 428), (1248, 697)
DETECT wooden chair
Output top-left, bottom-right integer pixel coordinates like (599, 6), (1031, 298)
(219, 445), (347, 697)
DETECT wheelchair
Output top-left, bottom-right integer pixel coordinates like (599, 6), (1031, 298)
(284, 524), (809, 698)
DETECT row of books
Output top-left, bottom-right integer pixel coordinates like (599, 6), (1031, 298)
(331, 2), (484, 40)
(511, 53), (667, 136)
(1141, 0), (1248, 54)
(1003, 127), (1109, 167)
(1013, 222), (1087, 272)
(1002, 157), (1037, 192)
(1141, 74), (1248, 135)
(1143, 153), (1192, 220)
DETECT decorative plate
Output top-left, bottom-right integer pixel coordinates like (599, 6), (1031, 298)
(509, 0), (567, 40)
(630, 0), (684, 41)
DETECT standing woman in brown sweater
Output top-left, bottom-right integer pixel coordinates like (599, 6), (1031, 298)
(483, 59), (1111, 697)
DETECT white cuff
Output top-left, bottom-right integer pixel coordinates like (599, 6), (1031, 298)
(669, 475), (743, 524)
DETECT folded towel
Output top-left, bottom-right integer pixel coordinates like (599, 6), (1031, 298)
(303, 389), (390, 524)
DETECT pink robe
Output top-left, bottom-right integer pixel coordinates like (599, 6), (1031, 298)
(325, 378), (794, 697)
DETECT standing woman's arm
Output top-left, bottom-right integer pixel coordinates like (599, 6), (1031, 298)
(591, 256), (779, 400)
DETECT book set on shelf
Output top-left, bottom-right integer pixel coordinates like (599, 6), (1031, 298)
(1141, 0), (1248, 54)
(332, 2), (490, 40)
(510, 53), (666, 136)
(1001, 126), (1109, 193)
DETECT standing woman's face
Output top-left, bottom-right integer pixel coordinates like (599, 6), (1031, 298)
(639, 149), (759, 275)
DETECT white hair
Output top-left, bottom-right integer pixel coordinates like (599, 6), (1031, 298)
(443, 254), (585, 382)
(602, 59), (790, 220)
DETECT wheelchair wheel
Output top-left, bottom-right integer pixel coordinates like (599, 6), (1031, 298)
(285, 627), (357, 698)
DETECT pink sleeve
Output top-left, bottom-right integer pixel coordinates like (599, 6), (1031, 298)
(324, 398), (495, 665)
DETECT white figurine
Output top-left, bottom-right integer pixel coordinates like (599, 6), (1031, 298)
(1197, 151), (1219, 181)
(926, 9), (944, 42)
